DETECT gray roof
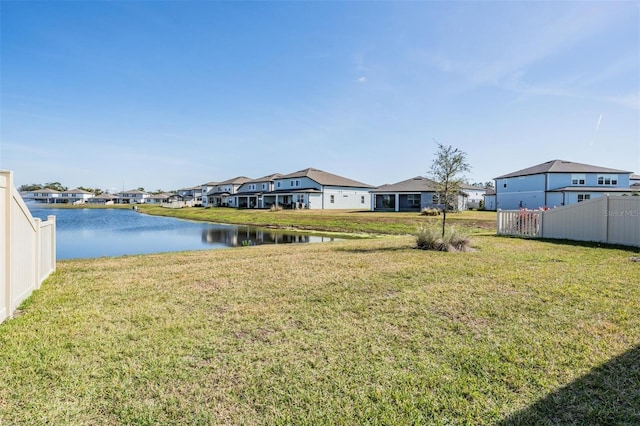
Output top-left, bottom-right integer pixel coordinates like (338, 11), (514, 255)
(371, 176), (440, 193)
(245, 173), (283, 184)
(92, 193), (119, 199)
(279, 168), (373, 188)
(217, 176), (252, 185)
(631, 174), (640, 180)
(66, 188), (92, 194)
(494, 160), (631, 179)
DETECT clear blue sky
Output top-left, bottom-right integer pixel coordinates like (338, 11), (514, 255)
(1, 1), (639, 192)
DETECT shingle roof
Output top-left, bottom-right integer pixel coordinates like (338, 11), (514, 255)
(245, 173), (283, 184)
(494, 160), (631, 179)
(279, 168), (373, 188)
(548, 186), (632, 193)
(66, 188), (92, 194)
(371, 176), (440, 193)
(217, 176), (252, 185)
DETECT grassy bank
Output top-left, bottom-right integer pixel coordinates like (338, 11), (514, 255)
(137, 205), (497, 236)
(1, 235), (638, 424)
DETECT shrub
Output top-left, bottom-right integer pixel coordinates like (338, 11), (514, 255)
(415, 225), (472, 252)
(420, 207), (441, 216)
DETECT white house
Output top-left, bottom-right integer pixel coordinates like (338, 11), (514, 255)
(264, 168), (373, 210)
(370, 176), (468, 212)
(177, 186), (204, 206)
(232, 173), (283, 208)
(87, 193), (119, 205)
(25, 188), (61, 203)
(60, 188), (94, 204)
(492, 160), (633, 210)
(459, 184), (488, 209)
(118, 189), (151, 204)
(204, 177), (251, 207)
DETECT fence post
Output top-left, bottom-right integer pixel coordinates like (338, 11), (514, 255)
(35, 217), (42, 289)
(2, 171), (10, 322)
(497, 209), (502, 234)
(605, 195), (610, 244)
(48, 215), (57, 273)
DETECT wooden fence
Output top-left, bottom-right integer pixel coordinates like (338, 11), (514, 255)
(497, 195), (640, 247)
(1, 170), (56, 324)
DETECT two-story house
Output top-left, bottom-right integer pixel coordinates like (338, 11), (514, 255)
(262, 168), (373, 210)
(232, 173), (283, 208)
(493, 160), (633, 210)
(177, 186), (204, 206)
(118, 189), (151, 204)
(204, 176), (251, 207)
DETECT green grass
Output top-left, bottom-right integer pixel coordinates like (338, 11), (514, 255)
(1, 233), (638, 424)
(137, 205), (497, 236)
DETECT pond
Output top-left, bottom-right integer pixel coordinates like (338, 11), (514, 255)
(28, 206), (339, 260)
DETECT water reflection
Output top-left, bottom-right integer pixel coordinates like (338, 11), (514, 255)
(202, 227), (336, 246)
(26, 206), (340, 259)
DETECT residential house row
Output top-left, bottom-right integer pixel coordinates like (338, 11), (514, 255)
(21, 160), (639, 212)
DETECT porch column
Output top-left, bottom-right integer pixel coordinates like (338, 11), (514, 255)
(395, 193), (400, 212)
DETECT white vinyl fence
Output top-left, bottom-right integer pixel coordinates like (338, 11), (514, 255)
(1, 170), (56, 323)
(497, 195), (640, 247)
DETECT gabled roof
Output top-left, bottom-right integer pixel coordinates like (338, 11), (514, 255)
(631, 174), (640, 181)
(202, 181), (219, 187)
(245, 173), (283, 184)
(278, 168), (373, 188)
(34, 188), (61, 194)
(459, 183), (488, 192)
(217, 176), (252, 186)
(371, 176), (439, 193)
(66, 188), (92, 194)
(121, 189), (149, 195)
(92, 193), (119, 199)
(494, 160), (631, 179)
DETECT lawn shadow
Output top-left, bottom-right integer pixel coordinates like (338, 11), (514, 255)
(498, 235), (640, 254)
(498, 345), (640, 425)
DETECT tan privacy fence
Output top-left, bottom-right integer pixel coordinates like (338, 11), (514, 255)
(497, 196), (640, 247)
(1, 170), (56, 323)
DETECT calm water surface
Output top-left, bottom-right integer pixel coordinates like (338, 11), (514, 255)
(28, 206), (338, 260)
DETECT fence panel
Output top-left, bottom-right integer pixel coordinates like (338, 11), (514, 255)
(606, 197), (640, 247)
(1, 170), (57, 324)
(541, 196), (608, 243)
(497, 210), (542, 237)
(497, 196), (640, 247)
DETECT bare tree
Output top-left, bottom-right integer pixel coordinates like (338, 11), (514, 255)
(429, 141), (471, 237)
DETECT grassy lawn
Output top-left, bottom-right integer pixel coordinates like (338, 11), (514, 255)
(1, 231), (638, 424)
(137, 205), (497, 236)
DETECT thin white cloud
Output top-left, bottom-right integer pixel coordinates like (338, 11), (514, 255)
(356, 76), (367, 83)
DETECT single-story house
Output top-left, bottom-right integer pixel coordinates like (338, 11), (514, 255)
(492, 159), (633, 210)
(370, 176), (468, 212)
(87, 193), (119, 205)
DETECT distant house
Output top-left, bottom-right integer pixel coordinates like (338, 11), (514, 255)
(483, 188), (496, 211)
(264, 168), (373, 210)
(204, 177), (251, 207)
(177, 186), (203, 206)
(200, 181), (219, 207)
(459, 184), (488, 209)
(233, 173), (283, 208)
(493, 159), (633, 210)
(25, 188), (61, 204)
(118, 189), (151, 204)
(60, 188), (94, 204)
(370, 176), (468, 212)
(87, 193), (119, 205)
(631, 174), (640, 191)
(146, 193), (174, 204)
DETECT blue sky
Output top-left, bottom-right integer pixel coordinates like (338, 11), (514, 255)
(1, 1), (638, 192)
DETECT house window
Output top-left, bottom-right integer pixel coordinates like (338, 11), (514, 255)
(571, 174), (586, 185)
(291, 181), (294, 187)
(262, 184), (266, 190)
(330, 195), (335, 203)
(577, 194), (591, 202)
(277, 182), (281, 188)
(432, 194), (439, 204)
(597, 175), (618, 185)
(407, 194), (420, 207)
(361, 196), (365, 204)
